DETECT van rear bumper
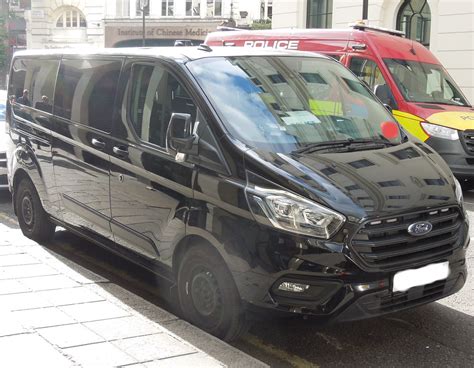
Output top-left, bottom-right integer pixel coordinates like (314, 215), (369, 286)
(425, 136), (474, 178)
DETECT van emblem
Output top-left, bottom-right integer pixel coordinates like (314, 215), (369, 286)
(407, 221), (433, 236)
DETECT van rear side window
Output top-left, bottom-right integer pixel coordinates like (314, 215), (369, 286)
(54, 58), (122, 132)
(9, 58), (59, 114)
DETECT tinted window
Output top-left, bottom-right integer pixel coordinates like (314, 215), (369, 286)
(9, 58), (59, 113)
(54, 58), (122, 132)
(129, 64), (197, 148)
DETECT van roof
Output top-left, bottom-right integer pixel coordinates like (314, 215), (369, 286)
(205, 28), (439, 64)
(12, 46), (330, 63)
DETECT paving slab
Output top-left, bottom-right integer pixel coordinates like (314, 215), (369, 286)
(38, 323), (105, 348)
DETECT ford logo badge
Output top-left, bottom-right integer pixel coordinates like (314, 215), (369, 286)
(407, 221), (433, 236)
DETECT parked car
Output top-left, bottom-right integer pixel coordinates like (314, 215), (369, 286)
(0, 89), (7, 189)
(6, 47), (468, 341)
(205, 25), (474, 188)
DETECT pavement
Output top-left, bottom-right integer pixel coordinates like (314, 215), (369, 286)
(0, 192), (267, 368)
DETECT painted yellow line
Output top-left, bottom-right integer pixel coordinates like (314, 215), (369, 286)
(244, 334), (319, 368)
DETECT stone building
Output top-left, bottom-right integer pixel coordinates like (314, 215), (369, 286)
(22, 1), (273, 49)
(271, 0), (474, 104)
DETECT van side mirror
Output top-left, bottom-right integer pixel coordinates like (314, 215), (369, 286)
(374, 84), (394, 110)
(166, 113), (198, 160)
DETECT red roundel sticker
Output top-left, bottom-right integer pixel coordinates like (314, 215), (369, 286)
(380, 121), (399, 139)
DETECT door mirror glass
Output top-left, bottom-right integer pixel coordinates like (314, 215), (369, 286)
(166, 113), (197, 159)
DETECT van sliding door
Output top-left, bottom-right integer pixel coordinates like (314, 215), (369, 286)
(51, 57), (123, 242)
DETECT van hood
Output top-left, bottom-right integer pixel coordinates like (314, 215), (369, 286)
(246, 141), (458, 221)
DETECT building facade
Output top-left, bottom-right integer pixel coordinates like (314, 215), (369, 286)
(22, 1), (272, 50)
(272, 0), (474, 104)
(25, 0), (105, 48)
(103, 0), (272, 47)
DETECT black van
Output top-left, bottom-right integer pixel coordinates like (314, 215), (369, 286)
(5, 47), (468, 341)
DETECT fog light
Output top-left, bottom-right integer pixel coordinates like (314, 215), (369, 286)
(278, 282), (310, 293)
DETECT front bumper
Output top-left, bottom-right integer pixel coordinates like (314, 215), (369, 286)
(244, 245), (468, 324)
(425, 136), (474, 179)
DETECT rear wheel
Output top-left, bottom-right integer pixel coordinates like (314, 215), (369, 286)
(177, 245), (248, 341)
(15, 178), (55, 243)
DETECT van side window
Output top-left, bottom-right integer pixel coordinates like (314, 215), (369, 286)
(129, 64), (197, 148)
(9, 58), (59, 114)
(54, 58), (122, 132)
(349, 57), (396, 108)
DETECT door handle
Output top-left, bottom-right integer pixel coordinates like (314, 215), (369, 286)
(113, 146), (129, 158)
(91, 138), (106, 150)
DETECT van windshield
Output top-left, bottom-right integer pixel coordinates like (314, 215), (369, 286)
(188, 56), (401, 153)
(384, 59), (470, 107)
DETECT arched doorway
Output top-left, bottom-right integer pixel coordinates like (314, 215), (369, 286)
(397, 0), (431, 47)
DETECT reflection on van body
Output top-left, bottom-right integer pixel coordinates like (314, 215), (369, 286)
(6, 47), (468, 342)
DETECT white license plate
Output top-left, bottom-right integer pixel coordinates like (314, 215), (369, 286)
(392, 261), (450, 292)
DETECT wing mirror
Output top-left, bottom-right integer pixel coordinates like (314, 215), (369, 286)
(166, 113), (198, 161)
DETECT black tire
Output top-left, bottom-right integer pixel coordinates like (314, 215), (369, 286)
(177, 245), (248, 341)
(15, 178), (55, 243)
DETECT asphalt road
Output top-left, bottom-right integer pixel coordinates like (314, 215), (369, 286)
(0, 190), (472, 368)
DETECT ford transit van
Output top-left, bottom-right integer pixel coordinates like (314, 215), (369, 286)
(6, 47), (468, 341)
(206, 25), (474, 187)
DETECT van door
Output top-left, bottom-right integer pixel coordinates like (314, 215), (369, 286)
(348, 56), (398, 109)
(51, 57), (123, 241)
(108, 60), (194, 262)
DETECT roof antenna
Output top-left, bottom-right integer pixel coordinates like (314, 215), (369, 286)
(410, 40), (417, 55)
(198, 44), (213, 52)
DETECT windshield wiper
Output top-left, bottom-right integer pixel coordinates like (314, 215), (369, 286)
(293, 138), (398, 154)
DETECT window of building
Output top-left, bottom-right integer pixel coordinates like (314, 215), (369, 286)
(397, 0), (431, 47)
(207, 0), (222, 17)
(56, 7), (87, 28)
(307, 0), (333, 28)
(129, 64), (197, 148)
(117, 0), (130, 17)
(136, 0), (150, 16)
(260, 0), (272, 19)
(54, 59), (122, 132)
(186, 0), (201, 16)
(161, 0), (174, 16)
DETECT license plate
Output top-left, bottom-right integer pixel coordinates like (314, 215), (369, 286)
(392, 261), (450, 292)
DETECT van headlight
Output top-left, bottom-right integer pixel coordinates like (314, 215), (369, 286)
(246, 187), (345, 238)
(454, 178), (463, 204)
(421, 122), (459, 140)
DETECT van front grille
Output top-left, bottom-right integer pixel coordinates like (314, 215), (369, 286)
(350, 207), (463, 272)
(461, 130), (474, 155)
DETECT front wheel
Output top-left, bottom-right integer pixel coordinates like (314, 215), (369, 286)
(15, 178), (56, 243)
(177, 245), (248, 341)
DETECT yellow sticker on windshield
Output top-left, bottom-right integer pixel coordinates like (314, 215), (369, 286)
(309, 99), (343, 116)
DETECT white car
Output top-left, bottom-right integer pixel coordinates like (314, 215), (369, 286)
(0, 89), (7, 189)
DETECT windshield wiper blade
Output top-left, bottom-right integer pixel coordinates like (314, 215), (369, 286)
(293, 140), (355, 154)
(293, 138), (398, 154)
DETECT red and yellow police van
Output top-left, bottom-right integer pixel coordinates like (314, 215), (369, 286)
(205, 25), (474, 186)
